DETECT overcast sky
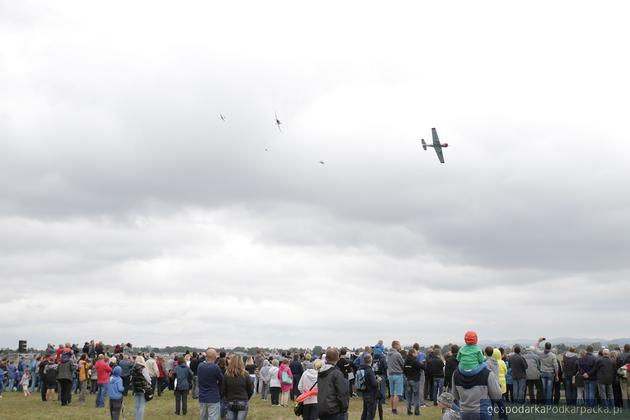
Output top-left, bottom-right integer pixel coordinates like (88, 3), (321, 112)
(2, 0), (629, 349)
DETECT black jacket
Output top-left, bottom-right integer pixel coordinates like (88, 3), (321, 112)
(444, 357), (459, 386)
(509, 353), (529, 380)
(336, 358), (352, 380)
(562, 353), (578, 378)
(290, 360), (304, 377)
(589, 357), (615, 385)
(317, 364), (349, 416)
(221, 375), (254, 401)
(426, 355), (445, 378)
(403, 356), (424, 381)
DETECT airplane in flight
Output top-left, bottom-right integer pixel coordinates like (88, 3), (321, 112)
(275, 112), (282, 132)
(421, 128), (448, 163)
(219, 114), (226, 122)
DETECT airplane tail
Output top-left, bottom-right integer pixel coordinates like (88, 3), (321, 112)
(421, 139), (427, 150)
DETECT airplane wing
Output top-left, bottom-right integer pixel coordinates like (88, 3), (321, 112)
(432, 128), (445, 163)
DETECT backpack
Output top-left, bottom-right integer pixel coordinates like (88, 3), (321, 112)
(617, 364), (628, 380)
(355, 368), (367, 391)
(45, 363), (58, 382)
(372, 355), (387, 375)
(132, 366), (148, 394)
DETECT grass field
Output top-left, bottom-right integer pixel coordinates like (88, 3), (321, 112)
(0, 391), (626, 419)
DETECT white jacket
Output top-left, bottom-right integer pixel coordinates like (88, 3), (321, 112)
(297, 368), (318, 405)
(269, 366), (281, 387)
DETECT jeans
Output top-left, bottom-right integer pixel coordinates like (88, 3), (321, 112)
(110, 398), (123, 420)
(134, 393), (146, 419)
(418, 372), (425, 404)
(8, 378), (14, 391)
(192, 375), (198, 399)
(175, 389), (189, 414)
(96, 383), (108, 407)
(513, 378), (526, 404)
(432, 377), (444, 404)
(226, 401), (249, 420)
(199, 402), (221, 420)
(564, 377), (576, 405)
(541, 372), (554, 404)
(260, 381), (269, 399)
(30, 374), (39, 392)
(584, 380), (596, 407)
(597, 383), (614, 409)
(405, 379), (420, 410)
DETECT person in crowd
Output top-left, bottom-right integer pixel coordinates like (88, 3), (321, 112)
(95, 354), (112, 408)
(561, 346), (578, 406)
(437, 392), (460, 420)
(403, 347), (424, 415)
(503, 351), (513, 403)
(221, 353), (254, 420)
(574, 349), (586, 405)
(584, 348), (615, 409)
(373, 340), (385, 359)
(156, 356), (168, 396)
(491, 349), (508, 420)
(302, 353), (314, 371)
(144, 353), (159, 397)
(617, 344), (630, 409)
(610, 351), (623, 408)
(108, 366), (125, 420)
(428, 348), (446, 406)
(20, 368), (31, 397)
(357, 354), (378, 420)
(412, 343), (427, 408)
(90, 358), (99, 395)
(198, 349), (224, 420)
(244, 356), (256, 397)
(298, 358), (322, 420)
(387, 340), (405, 415)
(29, 356), (40, 394)
(38, 356), (49, 401)
(56, 348), (74, 406)
(336, 349), (353, 397)
(533, 338), (558, 405)
(508, 345), (528, 404)
(290, 354), (304, 400)
(317, 347), (350, 420)
(452, 357), (502, 420)
(444, 345), (459, 393)
(457, 331), (485, 374)
(524, 346), (542, 404)
(259, 359), (271, 400)
(173, 355), (194, 415)
(0, 361), (5, 399)
(578, 345), (597, 407)
(190, 352), (202, 400)
(44, 356), (58, 402)
(78, 354), (91, 402)
(131, 356), (151, 420)
(268, 359), (281, 406)
(278, 358), (293, 407)
(118, 354), (133, 396)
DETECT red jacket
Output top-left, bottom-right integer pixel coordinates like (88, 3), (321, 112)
(95, 360), (112, 384)
(278, 364), (293, 393)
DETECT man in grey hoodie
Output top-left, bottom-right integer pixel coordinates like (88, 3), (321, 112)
(386, 340), (405, 415)
(535, 338), (558, 405)
(524, 346), (542, 404)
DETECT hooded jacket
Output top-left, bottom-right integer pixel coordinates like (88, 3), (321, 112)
(95, 359), (112, 385)
(174, 363), (194, 391)
(536, 349), (558, 375)
(297, 368), (319, 405)
(492, 349), (507, 393)
(452, 367), (502, 415)
(562, 351), (579, 378)
(260, 360), (271, 383)
(108, 366), (125, 400)
(278, 363), (293, 392)
(317, 363), (349, 417)
(386, 349), (405, 375)
(403, 355), (424, 381)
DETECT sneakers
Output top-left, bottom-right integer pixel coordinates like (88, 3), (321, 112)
(407, 408), (413, 415)
(414, 408), (420, 416)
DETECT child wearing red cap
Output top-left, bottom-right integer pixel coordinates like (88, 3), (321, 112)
(456, 331), (486, 373)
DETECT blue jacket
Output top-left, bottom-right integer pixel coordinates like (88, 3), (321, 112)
(174, 364), (194, 391)
(197, 362), (223, 403)
(107, 367), (124, 400)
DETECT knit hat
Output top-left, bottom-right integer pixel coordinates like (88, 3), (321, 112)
(437, 392), (454, 408)
(464, 331), (478, 345)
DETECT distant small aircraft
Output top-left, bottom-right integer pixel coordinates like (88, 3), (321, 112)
(275, 112), (282, 132)
(319, 160), (325, 165)
(421, 128), (448, 163)
(220, 114), (226, 122)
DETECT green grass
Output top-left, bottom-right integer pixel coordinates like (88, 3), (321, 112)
(0, 391), (626, 419)
(0, 391), (441, 420)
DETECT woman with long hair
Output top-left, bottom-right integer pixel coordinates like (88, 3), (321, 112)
(221, 354), (254, 420)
